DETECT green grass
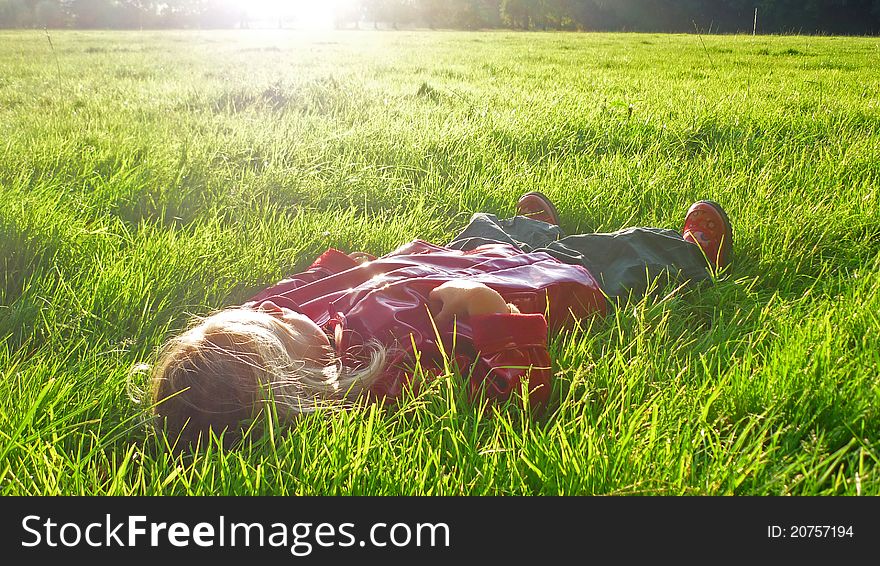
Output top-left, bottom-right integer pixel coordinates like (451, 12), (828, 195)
(0, 29), (878, 495)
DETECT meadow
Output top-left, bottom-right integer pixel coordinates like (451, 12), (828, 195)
(0, 29), (878, 495)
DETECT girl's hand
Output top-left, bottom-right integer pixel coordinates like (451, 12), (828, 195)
(429, 280), (512, 326)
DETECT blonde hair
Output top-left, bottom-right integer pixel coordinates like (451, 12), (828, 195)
(149, 308), (385, 448)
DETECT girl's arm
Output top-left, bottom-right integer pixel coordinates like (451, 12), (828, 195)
(428, 280), (513, 323)
(429, 280), (552, 410)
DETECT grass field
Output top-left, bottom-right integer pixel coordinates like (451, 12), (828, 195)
(0, 29), (878, 495)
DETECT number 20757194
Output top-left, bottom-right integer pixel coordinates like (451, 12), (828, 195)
(767, 525), (854, 539)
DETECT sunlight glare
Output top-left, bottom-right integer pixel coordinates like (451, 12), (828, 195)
(234, 0), (345, 30)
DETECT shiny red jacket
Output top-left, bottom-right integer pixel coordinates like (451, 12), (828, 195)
(246, 240), (606, 409)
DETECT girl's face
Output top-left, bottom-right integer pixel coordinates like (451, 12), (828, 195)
(258, 301), (331, 361)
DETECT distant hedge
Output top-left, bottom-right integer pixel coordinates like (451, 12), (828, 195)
(2, 0), (879, 35)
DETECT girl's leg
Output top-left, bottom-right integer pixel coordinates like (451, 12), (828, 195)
(448, 213), (714, 305)
(447, 213), (563, 252)
(538, 228), (711, 304)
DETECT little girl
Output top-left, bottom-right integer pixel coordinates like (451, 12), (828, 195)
(150, 193), (732, 448)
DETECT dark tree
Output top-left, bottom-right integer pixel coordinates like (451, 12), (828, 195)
(500, 0), (531, 29)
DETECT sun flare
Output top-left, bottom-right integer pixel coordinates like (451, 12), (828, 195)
(231, 0), (348, 30)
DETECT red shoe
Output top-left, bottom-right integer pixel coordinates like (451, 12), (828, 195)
(683, 200), (733, 271)
(516, 191), (561, 226)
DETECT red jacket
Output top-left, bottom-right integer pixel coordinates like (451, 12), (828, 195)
(246, 240), (606, 409)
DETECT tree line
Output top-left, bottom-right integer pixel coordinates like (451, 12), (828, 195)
(2, 0), (879, 34)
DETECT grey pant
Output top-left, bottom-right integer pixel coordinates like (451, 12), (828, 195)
(447, 214), (711, 305)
